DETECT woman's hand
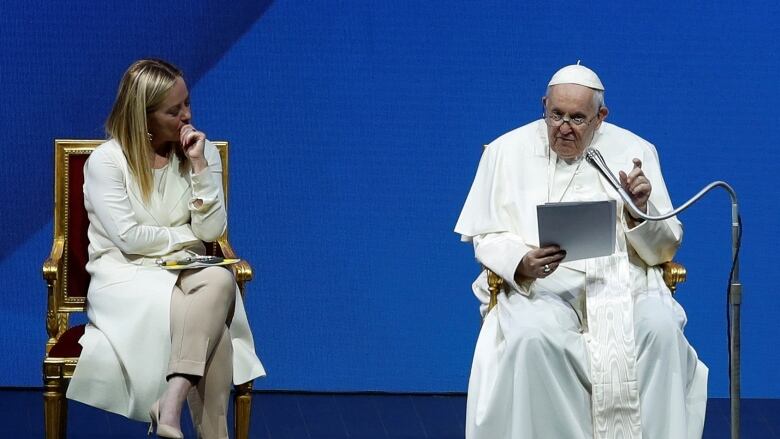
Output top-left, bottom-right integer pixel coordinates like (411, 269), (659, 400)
(514, 245), (566, 282)
(179, 124), (208, 173)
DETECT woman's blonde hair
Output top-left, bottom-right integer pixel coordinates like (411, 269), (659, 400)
(106, 59), (184, 203)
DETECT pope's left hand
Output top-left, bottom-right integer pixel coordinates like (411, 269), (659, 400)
(619, 158), (651, 217)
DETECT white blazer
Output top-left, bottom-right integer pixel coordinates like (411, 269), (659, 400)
(66, 139), (265, 421)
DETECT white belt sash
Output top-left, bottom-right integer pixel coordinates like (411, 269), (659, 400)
(585, 252), (642, 438)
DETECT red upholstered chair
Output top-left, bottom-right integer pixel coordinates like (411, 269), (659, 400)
(42, 139), (255, 439)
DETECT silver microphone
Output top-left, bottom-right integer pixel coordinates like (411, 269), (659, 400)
(584, 147), (638, 216)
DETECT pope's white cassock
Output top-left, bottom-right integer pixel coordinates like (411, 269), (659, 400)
(454, 119), (708, 439)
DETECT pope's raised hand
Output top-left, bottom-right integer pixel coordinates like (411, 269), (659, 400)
(619, 158), (651, 217)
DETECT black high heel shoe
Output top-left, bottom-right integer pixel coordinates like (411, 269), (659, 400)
(148, 399), (184, 439)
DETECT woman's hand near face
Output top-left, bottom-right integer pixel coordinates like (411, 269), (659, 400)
(179, 124), (208, 173)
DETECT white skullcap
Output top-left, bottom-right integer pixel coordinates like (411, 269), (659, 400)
(548, 62), (604, 91)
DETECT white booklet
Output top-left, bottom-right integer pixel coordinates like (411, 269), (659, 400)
(537, 200), (616, 262)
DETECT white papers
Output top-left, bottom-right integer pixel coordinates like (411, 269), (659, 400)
(537, 200), (616, 262)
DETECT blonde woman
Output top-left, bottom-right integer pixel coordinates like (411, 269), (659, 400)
(66, 59), (265, 439)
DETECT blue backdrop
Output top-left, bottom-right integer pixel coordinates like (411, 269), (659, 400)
(1, 1), (777, 397)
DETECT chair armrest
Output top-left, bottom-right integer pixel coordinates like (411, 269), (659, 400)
(43, 238), (65, 351)
(217, 237), (253, 293)
(485, 267), (504, 315)
(42, 237), (64, 284)
(660, 261), (686, 294)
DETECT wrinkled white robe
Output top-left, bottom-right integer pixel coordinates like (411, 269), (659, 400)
(455, 120), (707, 439)
(66, 139), (266, 421)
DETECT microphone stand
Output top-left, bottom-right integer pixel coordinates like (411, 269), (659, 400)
(585, 148), (741, 439)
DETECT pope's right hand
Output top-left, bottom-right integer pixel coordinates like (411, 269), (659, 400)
(515, 245), (566, 281)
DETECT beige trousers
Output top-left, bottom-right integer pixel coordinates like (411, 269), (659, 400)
(169, 266), (236, 439)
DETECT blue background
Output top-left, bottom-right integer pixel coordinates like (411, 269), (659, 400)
(1, 1), (776, 397)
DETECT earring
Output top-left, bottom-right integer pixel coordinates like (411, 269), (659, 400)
(147, 132), (153, 141)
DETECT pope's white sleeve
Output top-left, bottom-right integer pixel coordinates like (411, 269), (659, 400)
(188, 142), (227, 242)
(473, 233), (534, 296)
(622, 141), (682, 265)
(84, 149), (200, 256)
(624, 202), (682, 266)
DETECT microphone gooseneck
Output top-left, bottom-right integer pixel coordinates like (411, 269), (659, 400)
(584, 147), (737, 221)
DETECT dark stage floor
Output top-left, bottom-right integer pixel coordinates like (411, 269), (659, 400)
(3, 390), (776, 438)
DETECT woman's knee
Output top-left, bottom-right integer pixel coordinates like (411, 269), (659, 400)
(206, 266), (235, 287)
(202, 267), (236, 295)
(186, 267), (236, 316)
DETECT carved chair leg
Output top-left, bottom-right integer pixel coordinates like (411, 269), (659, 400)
(44, 375), (67, 439)
(233, 381), (253, 439)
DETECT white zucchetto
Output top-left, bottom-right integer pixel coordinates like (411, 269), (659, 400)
(548, 63), (605, 91)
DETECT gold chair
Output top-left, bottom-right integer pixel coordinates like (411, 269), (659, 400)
(42, 139), (255, 439)
(484, 261), (687, 313)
